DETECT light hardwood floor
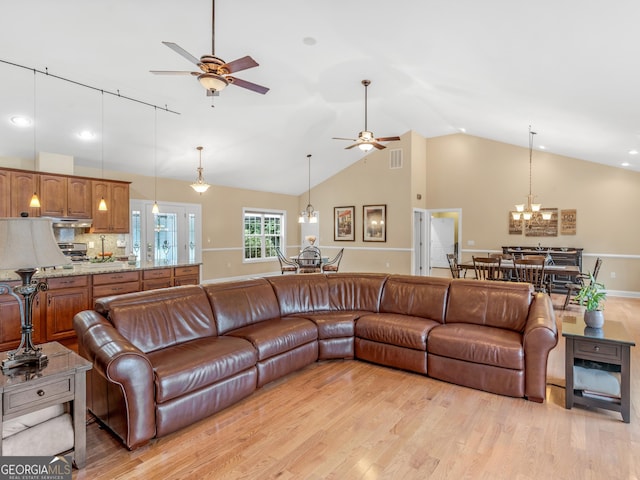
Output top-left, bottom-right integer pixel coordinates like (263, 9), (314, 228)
(73, 295), (640, 480)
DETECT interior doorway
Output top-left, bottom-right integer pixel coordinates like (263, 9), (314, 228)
(416, 208), (462, 277)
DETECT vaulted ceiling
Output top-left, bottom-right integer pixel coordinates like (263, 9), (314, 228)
(2, 1), (639, 196)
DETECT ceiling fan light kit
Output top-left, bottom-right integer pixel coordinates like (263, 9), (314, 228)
(333, 79), (401, 151)
(150, 0), (268, 97)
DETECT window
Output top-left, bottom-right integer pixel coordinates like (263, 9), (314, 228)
(243, 209), (285, 261)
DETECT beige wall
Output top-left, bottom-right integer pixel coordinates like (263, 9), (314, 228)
(425, 134), (640, 293)
(4, 131), (639, 293)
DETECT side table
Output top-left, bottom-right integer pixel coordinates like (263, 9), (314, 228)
(563, 316), (635, 423)
(0, 342), (92, 468)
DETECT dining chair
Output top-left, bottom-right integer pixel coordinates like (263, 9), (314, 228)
(446, 253), (464, 279)
(297, 246), (322, 273)
(276, 247), (298, 274)
(472, 256), (502, 281)
(322, 248), (344, 273)
(489, 253), (514, 280)
(513, 257), (548, 293)
(563, 257), (603, 309)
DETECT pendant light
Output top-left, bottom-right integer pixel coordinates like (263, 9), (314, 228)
(190, 146), (210, 193)
(298, 154), (317, 223)
(152, 107), (160, 214)
(512, 126), (551, 221)
(98, 90), (108, 211)
(29, 69), (40, 208)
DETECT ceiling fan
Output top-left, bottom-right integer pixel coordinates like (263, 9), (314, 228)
(150, 0), (269, 97)
(333, 79), (400, 151)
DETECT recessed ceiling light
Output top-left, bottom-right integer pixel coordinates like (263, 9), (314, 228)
(539, 145), (546, 150)
(628, 149), (638, 155)
(302, 37), (317, 46)
(10, 115), (32, 127)
(621, 162), (631, 167)
(77, 130), (95, 140)
(458, 127), (466, 133)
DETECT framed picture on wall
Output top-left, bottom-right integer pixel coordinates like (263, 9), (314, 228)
(334, 206), (355, 241)
(363, 204), (386, 242)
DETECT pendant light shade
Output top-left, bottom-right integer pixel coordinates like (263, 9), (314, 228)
(299, 154), (317, 223)
(191, 146), (211, 193)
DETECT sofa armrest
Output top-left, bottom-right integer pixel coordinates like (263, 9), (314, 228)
(73, 310), (155, 449)
(522, 293), (558, 402)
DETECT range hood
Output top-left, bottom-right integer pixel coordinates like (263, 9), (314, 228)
(43, 217), (93, 228)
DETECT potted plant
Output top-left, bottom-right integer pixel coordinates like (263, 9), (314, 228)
(575, 272), (606, 328)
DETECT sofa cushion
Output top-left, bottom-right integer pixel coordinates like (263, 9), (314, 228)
(445, 279), (533, 332)
(290, 311), (360, 339)
(428, 323), (524, 370)
(267, 275), (330, 315)
(226, 317), (318, 361)
(380, 275), (450, 323)
(148, 336), (257, 404)
(327, 273), (387, 312)
(356, 313), (440, 350)
(203, 279), (281, 335)
(96, 286), (217, 353)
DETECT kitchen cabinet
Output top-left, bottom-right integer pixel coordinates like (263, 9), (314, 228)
(174, 265), (200, 286)
(91, 180), (130, 233)
(40, 174), (92, 218)
(10, 170), (40, 218)
(0, 170), (10, 217)
(142, 268), (172, 290)
(92, 270), (140, 298)
(44, 276), (90, 342)
(0, 281), (44, 352)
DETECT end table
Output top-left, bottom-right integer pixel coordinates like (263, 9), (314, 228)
(0, 342), (92, 468)
(563, 316), (635, 423)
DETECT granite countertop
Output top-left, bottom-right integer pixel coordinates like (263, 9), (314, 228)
(0, 261), (201, 282)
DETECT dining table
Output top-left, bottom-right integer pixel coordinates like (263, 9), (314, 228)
(458, 260), (581, 278)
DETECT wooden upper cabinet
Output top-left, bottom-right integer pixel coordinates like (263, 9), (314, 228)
(67, 177), (92, 218)
(40, 174), (92, 218)
(0, 170), (10, 217)
(91, 180), (130, 233)
(10, 170), (40, 217)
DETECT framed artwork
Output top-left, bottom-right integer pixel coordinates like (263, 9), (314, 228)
(363, 204), (386, 242)
(525, 208), (558, 237)
(561, 209), (577, 235)
(334, 206), (355, 241)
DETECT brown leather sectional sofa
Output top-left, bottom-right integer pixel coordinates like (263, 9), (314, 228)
(73, 273), (557, 450)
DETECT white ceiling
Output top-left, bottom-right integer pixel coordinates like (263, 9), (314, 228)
(2, 0), (639, 196)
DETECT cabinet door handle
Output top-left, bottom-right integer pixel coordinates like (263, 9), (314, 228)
(594, 346), (600, 352)
(37, 389), (45, 397)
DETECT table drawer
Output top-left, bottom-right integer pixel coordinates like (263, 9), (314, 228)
(93, 271), (140, 285)
(574, 339), (622, 363)
(174, 265), (199, 277)
(93, 281), (140, 298)
(143, 268), (172, 280)
(4, 376), (74, 416)
(47, 275), (89, 289)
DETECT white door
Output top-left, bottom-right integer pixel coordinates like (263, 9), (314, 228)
(430, 217), (455, 268)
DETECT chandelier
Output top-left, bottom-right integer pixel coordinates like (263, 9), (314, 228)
(190, 146), (211, 194)
(512, 126), (551, 221)
(298, 154), (317, 223)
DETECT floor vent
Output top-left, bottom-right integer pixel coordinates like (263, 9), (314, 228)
(389, 149), (403, 169)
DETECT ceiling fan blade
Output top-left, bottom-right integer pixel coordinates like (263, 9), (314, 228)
(345, 143), (360, 150)
(150, 70), (200, 76)
(375, 136), (401, 142)
(223, 56), (259, 74)
(372, 142), (386, 150)
(162, 41), (201, 66)
(228, 76), (269, 94)
(332, 137), (358, 141)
